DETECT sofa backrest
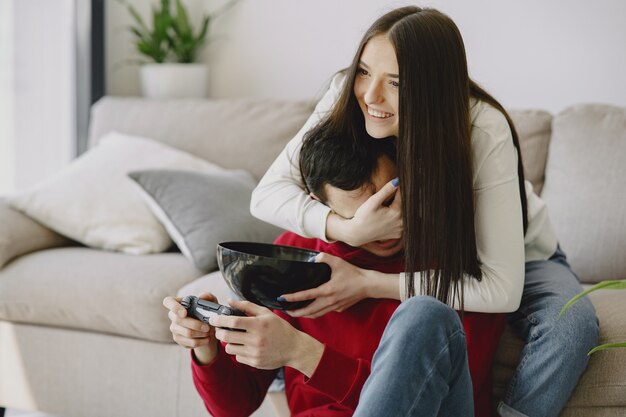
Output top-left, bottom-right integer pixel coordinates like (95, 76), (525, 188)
(89, 97), (625, 284)
(88, 97), (316, 180)
(541, 104), (626, 284)
(90, 98), (553, 193)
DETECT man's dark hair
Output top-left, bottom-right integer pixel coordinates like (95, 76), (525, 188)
(299, 124), (396, 204)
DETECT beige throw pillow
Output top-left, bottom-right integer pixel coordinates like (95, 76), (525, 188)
(8, 131), (223, 254)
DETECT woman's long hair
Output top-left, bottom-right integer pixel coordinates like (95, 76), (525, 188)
(308, 6), (528, 308)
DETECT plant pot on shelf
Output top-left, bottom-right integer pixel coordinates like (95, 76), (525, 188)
(140, 63), (208, 99)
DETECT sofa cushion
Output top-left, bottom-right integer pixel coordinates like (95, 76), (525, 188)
(89, 97), (316, 180)
(541, 104), (626, 283)
(0, 247), (203, 343)
(128, 169), (282, 272)
(564, 291), (626, 408)
(7, 132), (225, 255)
(0, 198), (74, 269)
(493, 291), (626, 409)
(509, 110), (553, 195)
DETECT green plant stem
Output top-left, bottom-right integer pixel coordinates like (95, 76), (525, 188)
(558, 279), (626, 319)
(588, 342), (626, 355)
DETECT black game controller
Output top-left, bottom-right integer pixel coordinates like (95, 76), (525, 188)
(180, 295), (246, 327)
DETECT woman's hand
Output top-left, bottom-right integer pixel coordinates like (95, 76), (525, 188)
(210, 300), (324, 377)
(327, 179), (402, 247)
(163, 293), (219, 365)
(280, 253), (373, 319)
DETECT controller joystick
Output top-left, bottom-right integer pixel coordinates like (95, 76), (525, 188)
(180, 295), (246, 330)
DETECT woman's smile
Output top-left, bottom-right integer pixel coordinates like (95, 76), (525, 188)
(366, 106), (395, 119)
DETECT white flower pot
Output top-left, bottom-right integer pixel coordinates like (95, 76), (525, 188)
(140, 63), (208, 99)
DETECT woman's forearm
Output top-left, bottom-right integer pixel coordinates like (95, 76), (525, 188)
(325, 211), (352, 243)
(364, 269), (401, 300)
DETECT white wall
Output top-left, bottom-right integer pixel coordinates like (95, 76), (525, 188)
(106, 0), (626, 114)
(1, 1), (624, 195)
(0, 0), (77, 194)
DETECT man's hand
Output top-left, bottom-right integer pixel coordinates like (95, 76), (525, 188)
(163, 293), (220, 365)
(210, 299), (324, 377)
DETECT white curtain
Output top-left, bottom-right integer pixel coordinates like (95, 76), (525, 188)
(0, 0), (79, 194)
(0, 0), (16, 194)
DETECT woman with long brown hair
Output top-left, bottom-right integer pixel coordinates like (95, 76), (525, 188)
(250, 6), (598, 417)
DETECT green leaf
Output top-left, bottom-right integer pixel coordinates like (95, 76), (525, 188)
(197, 16), (210, 44)
(588, 342), (626, 355)
(130, 27), (147, 42)
(118, 0), (173, 63)
(128, 6), (148, 30)
(175, 0), (192, 37)
(558, 279), (626, 319)
(137, 41), (154, 58)
(153, 8), (170, 36)
(123, 0), (240, 64)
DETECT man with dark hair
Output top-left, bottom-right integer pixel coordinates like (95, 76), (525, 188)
(167, 127), (505, 417)
(297, 132), (402, 258)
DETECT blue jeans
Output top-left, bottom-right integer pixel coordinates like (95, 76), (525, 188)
(499, 247), (599, 417)
(354, 296), (474, 417)
(353, 246), (599, 417)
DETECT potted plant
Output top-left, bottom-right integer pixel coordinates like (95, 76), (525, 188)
(559, 279), (626, 354)
(119, 0), (237, 98)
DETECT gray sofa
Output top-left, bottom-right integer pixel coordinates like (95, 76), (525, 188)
(0, 96), (624, 417)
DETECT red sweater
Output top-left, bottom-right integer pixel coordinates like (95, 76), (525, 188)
(192, 232), (506, 417)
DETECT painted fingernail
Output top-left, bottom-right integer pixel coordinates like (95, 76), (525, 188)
(392, 177), (399, 187)
(277, 296), (287, 303)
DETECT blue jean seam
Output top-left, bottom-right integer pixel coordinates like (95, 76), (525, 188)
(503, 314), (539, 405)
(406, 329), (466, 416)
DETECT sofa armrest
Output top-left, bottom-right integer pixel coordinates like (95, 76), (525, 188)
(176, 270), (233, 304)
(0, 198), (73, 268)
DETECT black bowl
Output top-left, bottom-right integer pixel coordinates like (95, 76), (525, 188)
(217, 241), (331, 310)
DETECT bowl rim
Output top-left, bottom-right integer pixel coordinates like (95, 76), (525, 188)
(217, 241), (321, 263)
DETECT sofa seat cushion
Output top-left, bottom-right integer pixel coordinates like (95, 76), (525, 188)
(493, 290), (626, 408)
(565, 291), (626, 408)
(0, 247), (203, 343)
